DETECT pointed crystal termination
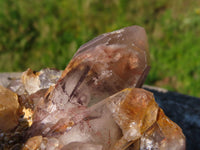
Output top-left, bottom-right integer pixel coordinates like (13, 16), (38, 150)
(30, 26), (151, 136)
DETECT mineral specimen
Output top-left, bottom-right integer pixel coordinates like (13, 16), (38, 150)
(0, 85), (20, 131)
(0, 25), (186, 150)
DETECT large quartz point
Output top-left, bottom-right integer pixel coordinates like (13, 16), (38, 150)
(30, 26), (150, 136)
(54, 25), (150, 107)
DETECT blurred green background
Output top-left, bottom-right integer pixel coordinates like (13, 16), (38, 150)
(0, 0), (200, 97)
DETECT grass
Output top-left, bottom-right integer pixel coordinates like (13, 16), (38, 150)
(0, 0), (200, 97)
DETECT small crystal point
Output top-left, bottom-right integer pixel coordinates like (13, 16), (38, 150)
(140, 108), (186, 150)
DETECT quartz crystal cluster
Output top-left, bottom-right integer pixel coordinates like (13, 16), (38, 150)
(0, 26), (185, 150)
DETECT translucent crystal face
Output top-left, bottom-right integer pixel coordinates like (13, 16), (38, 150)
(140, 109), (186, 150)
(51, 44), (149, 108)
(21, 68), (62, 95)
(58, 25), (149, 95)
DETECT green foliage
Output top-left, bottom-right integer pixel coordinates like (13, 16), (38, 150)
(0, 0), (200, 96)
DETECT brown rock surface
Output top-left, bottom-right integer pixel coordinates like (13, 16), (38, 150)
(0, 85), (20, 131)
